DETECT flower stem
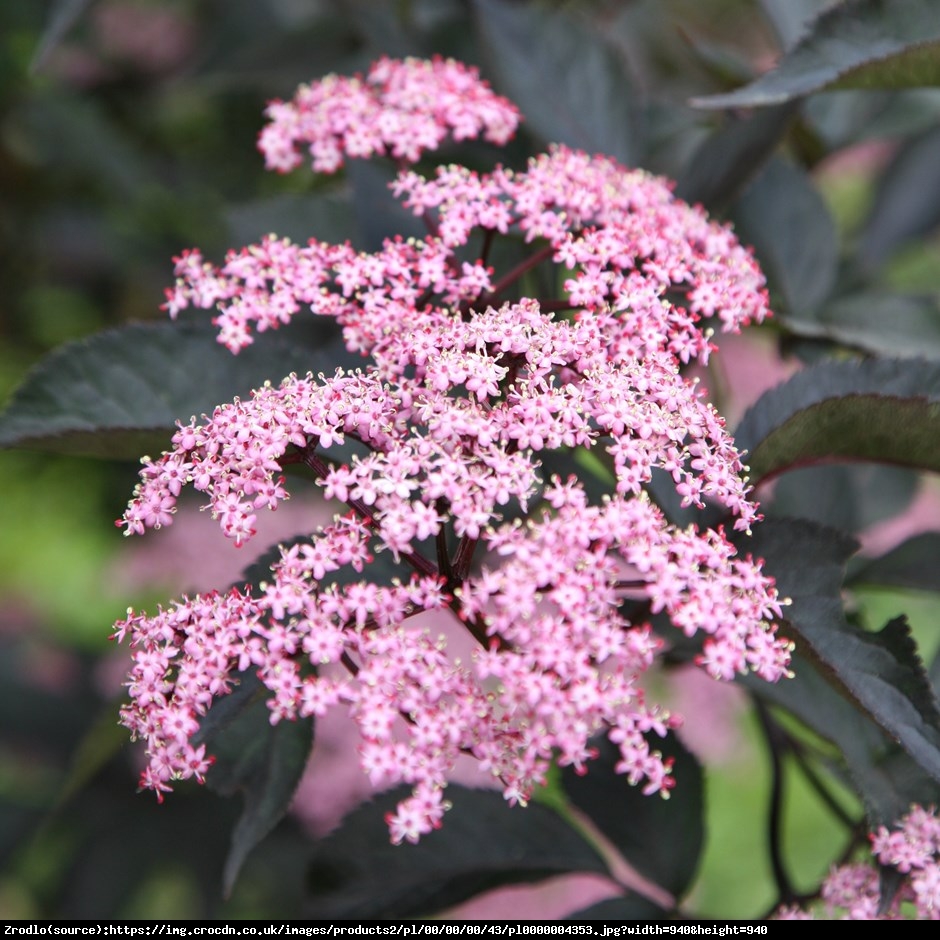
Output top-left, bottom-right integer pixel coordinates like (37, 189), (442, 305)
(485, 242), (557, 300)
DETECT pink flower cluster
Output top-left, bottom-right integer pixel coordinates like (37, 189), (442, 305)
(257, 56), (520, 174)
(163, 142), (768, 364)
(115, 57), (791, 843)
(777, 805), (940, 919)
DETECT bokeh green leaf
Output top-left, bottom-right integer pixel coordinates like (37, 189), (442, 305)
(693, 0), (940, 109)
(473, 0), (641, 163)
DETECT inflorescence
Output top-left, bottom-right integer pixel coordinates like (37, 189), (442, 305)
(114, 55), (793, 845)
